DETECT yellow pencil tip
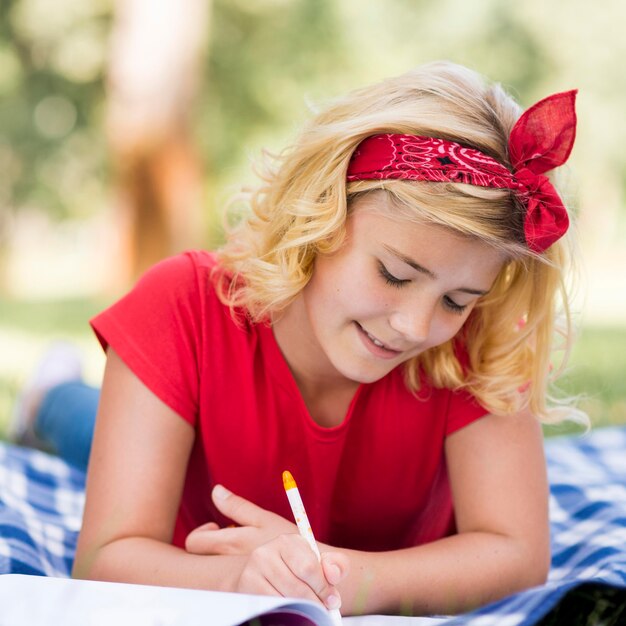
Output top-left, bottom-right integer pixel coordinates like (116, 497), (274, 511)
(282, 470), (297, 490)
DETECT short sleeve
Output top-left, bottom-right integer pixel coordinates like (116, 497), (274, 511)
(445, 388), (489, 435)
(90, 252), (208, 426)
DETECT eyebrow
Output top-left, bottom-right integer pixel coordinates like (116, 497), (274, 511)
(382, 244), (489, 296)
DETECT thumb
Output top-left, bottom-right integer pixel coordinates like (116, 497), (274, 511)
(321, 552), (349, 586)
(191, 521), (221, 533)
(185, 521), (220, 552)
(212, 484), (274, 528)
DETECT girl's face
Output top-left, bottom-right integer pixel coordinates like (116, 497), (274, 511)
(298, 192), (505, 385)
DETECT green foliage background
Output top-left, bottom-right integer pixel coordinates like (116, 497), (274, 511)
(0, 0), (625, 435)
(3, 0), (626, 231)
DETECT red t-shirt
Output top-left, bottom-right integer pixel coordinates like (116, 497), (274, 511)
(91, 251), (488, 552)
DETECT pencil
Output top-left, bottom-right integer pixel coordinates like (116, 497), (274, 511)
(282, 470), (343, 625)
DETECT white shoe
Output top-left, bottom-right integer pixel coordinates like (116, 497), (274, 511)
(10, 341), (83, 446)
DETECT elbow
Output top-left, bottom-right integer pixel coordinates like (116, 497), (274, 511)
(492, 537), (550, 598)
(530, 537), (551, 587)
(72, 539), (115, 582)
(72, 549), (121, 583)
(71, 548), (99, 581)
(516, 543), (550, 591)
(528, 553), (550, 588)
(71, 558), (90, 581)
(523, 564), (549, 590)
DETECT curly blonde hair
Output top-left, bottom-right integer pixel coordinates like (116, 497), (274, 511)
(215, 61), (583, 424)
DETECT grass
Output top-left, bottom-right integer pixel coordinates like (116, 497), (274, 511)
(0, 296), (109, 439)
(546, 325), (626, 436)
(0, 296), (113, 336)
(1, 296), (625, 439)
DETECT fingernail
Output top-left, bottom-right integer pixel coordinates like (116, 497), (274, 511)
(213, 484), (231, 501)
(326, 594), (341, 610)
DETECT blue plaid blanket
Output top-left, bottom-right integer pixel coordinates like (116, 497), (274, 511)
(0, 443), (84, 577)
(1, 427), (626, 625)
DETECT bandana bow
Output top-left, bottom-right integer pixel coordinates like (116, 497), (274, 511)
(347, 90), (578, 253)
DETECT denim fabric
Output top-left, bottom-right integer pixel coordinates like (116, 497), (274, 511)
(36, 382), (99, 471)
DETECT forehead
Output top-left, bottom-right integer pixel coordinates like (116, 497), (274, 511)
(347, 190), (463, 242)
(348, 189), (503, 249)
(348, 189), (432, 228)
(346, 192), (506, 285)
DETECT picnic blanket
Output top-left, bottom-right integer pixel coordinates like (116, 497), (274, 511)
(1, 427), (626, 625)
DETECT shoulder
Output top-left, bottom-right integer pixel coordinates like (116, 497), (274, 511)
(126, 250), (234, 317)
(90, 251), (242, 423)
(91, 250), (238, 352)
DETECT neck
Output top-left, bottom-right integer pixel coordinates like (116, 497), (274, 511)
(272, 296), (359, 403)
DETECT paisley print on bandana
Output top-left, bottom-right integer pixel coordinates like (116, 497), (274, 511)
(347, 134), (519, 189)
(346, 90), (578, 253)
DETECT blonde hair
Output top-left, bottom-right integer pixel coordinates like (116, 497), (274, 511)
(216, 61), (584, 424)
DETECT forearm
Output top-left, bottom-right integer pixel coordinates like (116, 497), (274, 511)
(335, 532), (549, 616)
(73, 537), (246, 592)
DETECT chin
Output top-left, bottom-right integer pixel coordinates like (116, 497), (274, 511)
(336, 359), (397, 385)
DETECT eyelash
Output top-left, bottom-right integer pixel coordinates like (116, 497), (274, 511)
(442, 296), (468, 315)
(378, 262), (408, 288)
(377, 262), (468, 315)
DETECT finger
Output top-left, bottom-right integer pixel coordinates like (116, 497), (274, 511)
(185, 523), (221, 553)
(277, 535), (342, 610)
(193, 521), (221, 532)
(212, 485), (287, 529)
(236, 563), (283, 597)
(245, 541), (324, 605)
(186, 526), (259, 555)
(321, 552), (349, 585)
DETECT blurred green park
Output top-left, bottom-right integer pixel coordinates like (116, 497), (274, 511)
(1, 0), (626, 438)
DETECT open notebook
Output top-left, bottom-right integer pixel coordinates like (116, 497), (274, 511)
(0, 574), (444, 626)
(0, 575), (333, 626)
(6, 426), (626, 625)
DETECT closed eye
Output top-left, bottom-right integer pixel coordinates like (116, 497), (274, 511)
(377, 262), (409, 288)
(379, 260), (471, 313)
(443, 295), (468, 314)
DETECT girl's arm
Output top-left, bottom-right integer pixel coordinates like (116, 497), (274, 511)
(341, 409), (550, 615)
(72, 349), (345, 609)
(189, 409), (549, 615)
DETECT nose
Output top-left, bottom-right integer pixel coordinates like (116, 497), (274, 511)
(388, 300), (435, 344)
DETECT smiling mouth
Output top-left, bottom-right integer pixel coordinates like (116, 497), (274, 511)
(355, 322), (403, 357)
(365, 329), (386, 348)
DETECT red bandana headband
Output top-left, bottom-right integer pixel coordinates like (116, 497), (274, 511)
(347, 90), (578, 253)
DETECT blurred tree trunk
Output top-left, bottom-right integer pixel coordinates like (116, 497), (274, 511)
(107, 0), (210, 284)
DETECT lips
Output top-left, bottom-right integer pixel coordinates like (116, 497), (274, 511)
(355, 322), (403, 359)
(364, 327), (389, 349)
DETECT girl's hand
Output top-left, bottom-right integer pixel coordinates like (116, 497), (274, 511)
(234, 533), (346, 610)
(185, 485), (348, 608)
(185, 484), (296, 555)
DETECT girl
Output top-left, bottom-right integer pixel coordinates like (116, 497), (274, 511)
(38, 61), (583, 616)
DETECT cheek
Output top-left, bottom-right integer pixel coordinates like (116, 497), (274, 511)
(305, 263), (355, 322)
(431, 310), (472, 346)
(318, 261), (378, 311)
